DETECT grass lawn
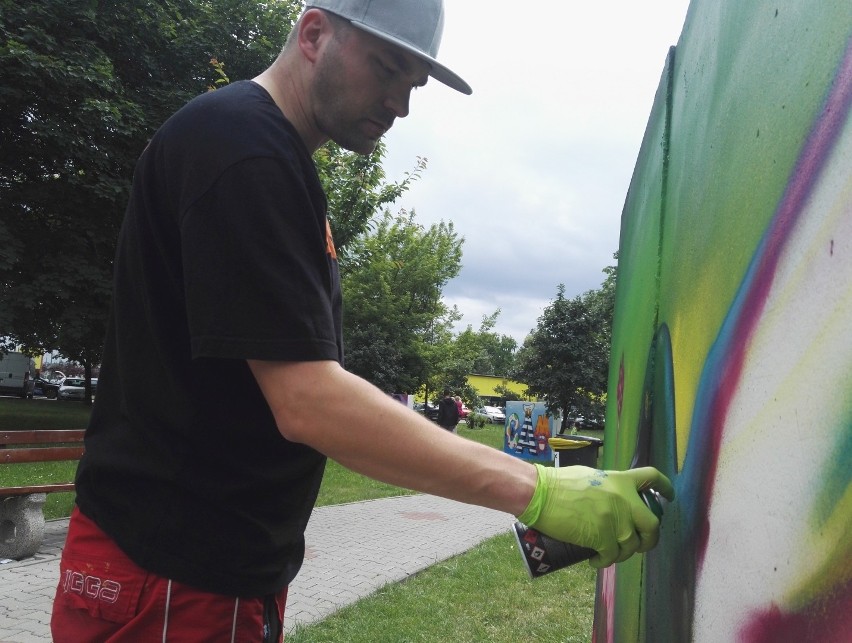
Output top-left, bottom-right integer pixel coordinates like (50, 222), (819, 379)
(0, 397), (92, 430)
(291, 421), (601, 642)
(0, 400), (600, 640)
(287, 531), (598, 643)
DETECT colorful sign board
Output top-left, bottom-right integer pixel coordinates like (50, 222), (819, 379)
(503, 401), (554, 463)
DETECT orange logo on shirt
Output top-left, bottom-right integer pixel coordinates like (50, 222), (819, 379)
(325, 220), (337, 260)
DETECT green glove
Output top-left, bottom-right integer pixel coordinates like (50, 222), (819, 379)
(517, 465), (675, 568)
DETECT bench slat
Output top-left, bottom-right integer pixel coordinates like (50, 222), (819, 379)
(1, 430), (85, 500)
(0, 430), (86, 445)
(0, 483), (76, 496)
(1, 446), (86, 464)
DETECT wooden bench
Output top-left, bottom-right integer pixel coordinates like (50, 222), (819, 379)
(0, 430), (85, 559)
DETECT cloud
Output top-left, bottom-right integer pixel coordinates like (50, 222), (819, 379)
(382, 0), (690, 342)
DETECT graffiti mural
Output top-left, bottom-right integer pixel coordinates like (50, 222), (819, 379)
(594, 1), (852, 641)
(504, 401), (553, 462)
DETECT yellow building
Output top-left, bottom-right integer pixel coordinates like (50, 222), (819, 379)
(465, 374), (531, 405)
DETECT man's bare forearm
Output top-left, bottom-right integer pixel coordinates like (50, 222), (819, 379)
(248, 359), (537, 516)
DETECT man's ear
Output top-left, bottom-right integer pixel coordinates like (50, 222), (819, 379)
(297, 9), (330, 64)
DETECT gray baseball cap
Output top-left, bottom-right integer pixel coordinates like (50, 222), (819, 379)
(307, 0), (472, 95)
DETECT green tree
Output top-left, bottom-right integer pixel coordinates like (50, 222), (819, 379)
(585, 254), (617, 348)
(1, 0), (152, 392)
(461, 311), (518, 376)
(341, 210), (463, 395)
(418, 317), (461, 407)
(317, 144), (426, 256)
(436, 327), (481, 412)
(581, 253), (618, 417)
(513, 284), (605, 431)
(436, 312), (517, 411)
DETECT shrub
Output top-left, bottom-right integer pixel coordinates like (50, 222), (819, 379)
(466, 412), (488, 429)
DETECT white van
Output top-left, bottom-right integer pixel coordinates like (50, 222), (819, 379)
(0, 352), (33, 398)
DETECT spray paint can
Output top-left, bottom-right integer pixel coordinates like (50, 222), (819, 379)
(512, 488), (664, 578)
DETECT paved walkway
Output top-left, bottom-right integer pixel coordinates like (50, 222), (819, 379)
(0, 495), (512, 641)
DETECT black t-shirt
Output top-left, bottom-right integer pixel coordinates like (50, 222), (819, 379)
(437, 397), (459, 428)
(75, 81), (342, 597)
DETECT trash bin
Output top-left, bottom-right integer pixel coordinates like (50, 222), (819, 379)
(548, 435), (604, 468)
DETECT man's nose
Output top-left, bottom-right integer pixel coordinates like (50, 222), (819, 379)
(384, 86), (412, 119)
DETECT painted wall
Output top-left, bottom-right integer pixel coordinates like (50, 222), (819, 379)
(594, 2), (852, 641)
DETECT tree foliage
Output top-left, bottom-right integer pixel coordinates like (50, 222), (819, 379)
(457, 311), (518, 377)
(317, 144), (426, 256)
(513, 259), (616, 430)
(584, 253), (617, 362)
(434, 312), (518, 409)
(0, 0), (420, 379)
(341, 210), (463, 395)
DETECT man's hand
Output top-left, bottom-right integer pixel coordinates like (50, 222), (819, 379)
(517, 465), (675, 568)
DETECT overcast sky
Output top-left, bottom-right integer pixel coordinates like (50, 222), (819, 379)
(380, 0), (692, 344)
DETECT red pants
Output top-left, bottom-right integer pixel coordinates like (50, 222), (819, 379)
(51, 507), (287, 642)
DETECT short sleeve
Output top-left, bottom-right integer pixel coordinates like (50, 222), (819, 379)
(180, 156), (340, 362)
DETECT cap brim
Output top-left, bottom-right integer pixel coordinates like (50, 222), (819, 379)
(351, 21), (472, 95)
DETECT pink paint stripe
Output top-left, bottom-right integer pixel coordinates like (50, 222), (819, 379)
(696, 36), (852, 566)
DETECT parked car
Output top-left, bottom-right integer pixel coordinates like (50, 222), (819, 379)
(57, 377), (98, 401)
(566, 415), (604, 431)
(414, 402), (439, 421)
(31, 376), (61, 399)
(476, 405), (506, 424)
